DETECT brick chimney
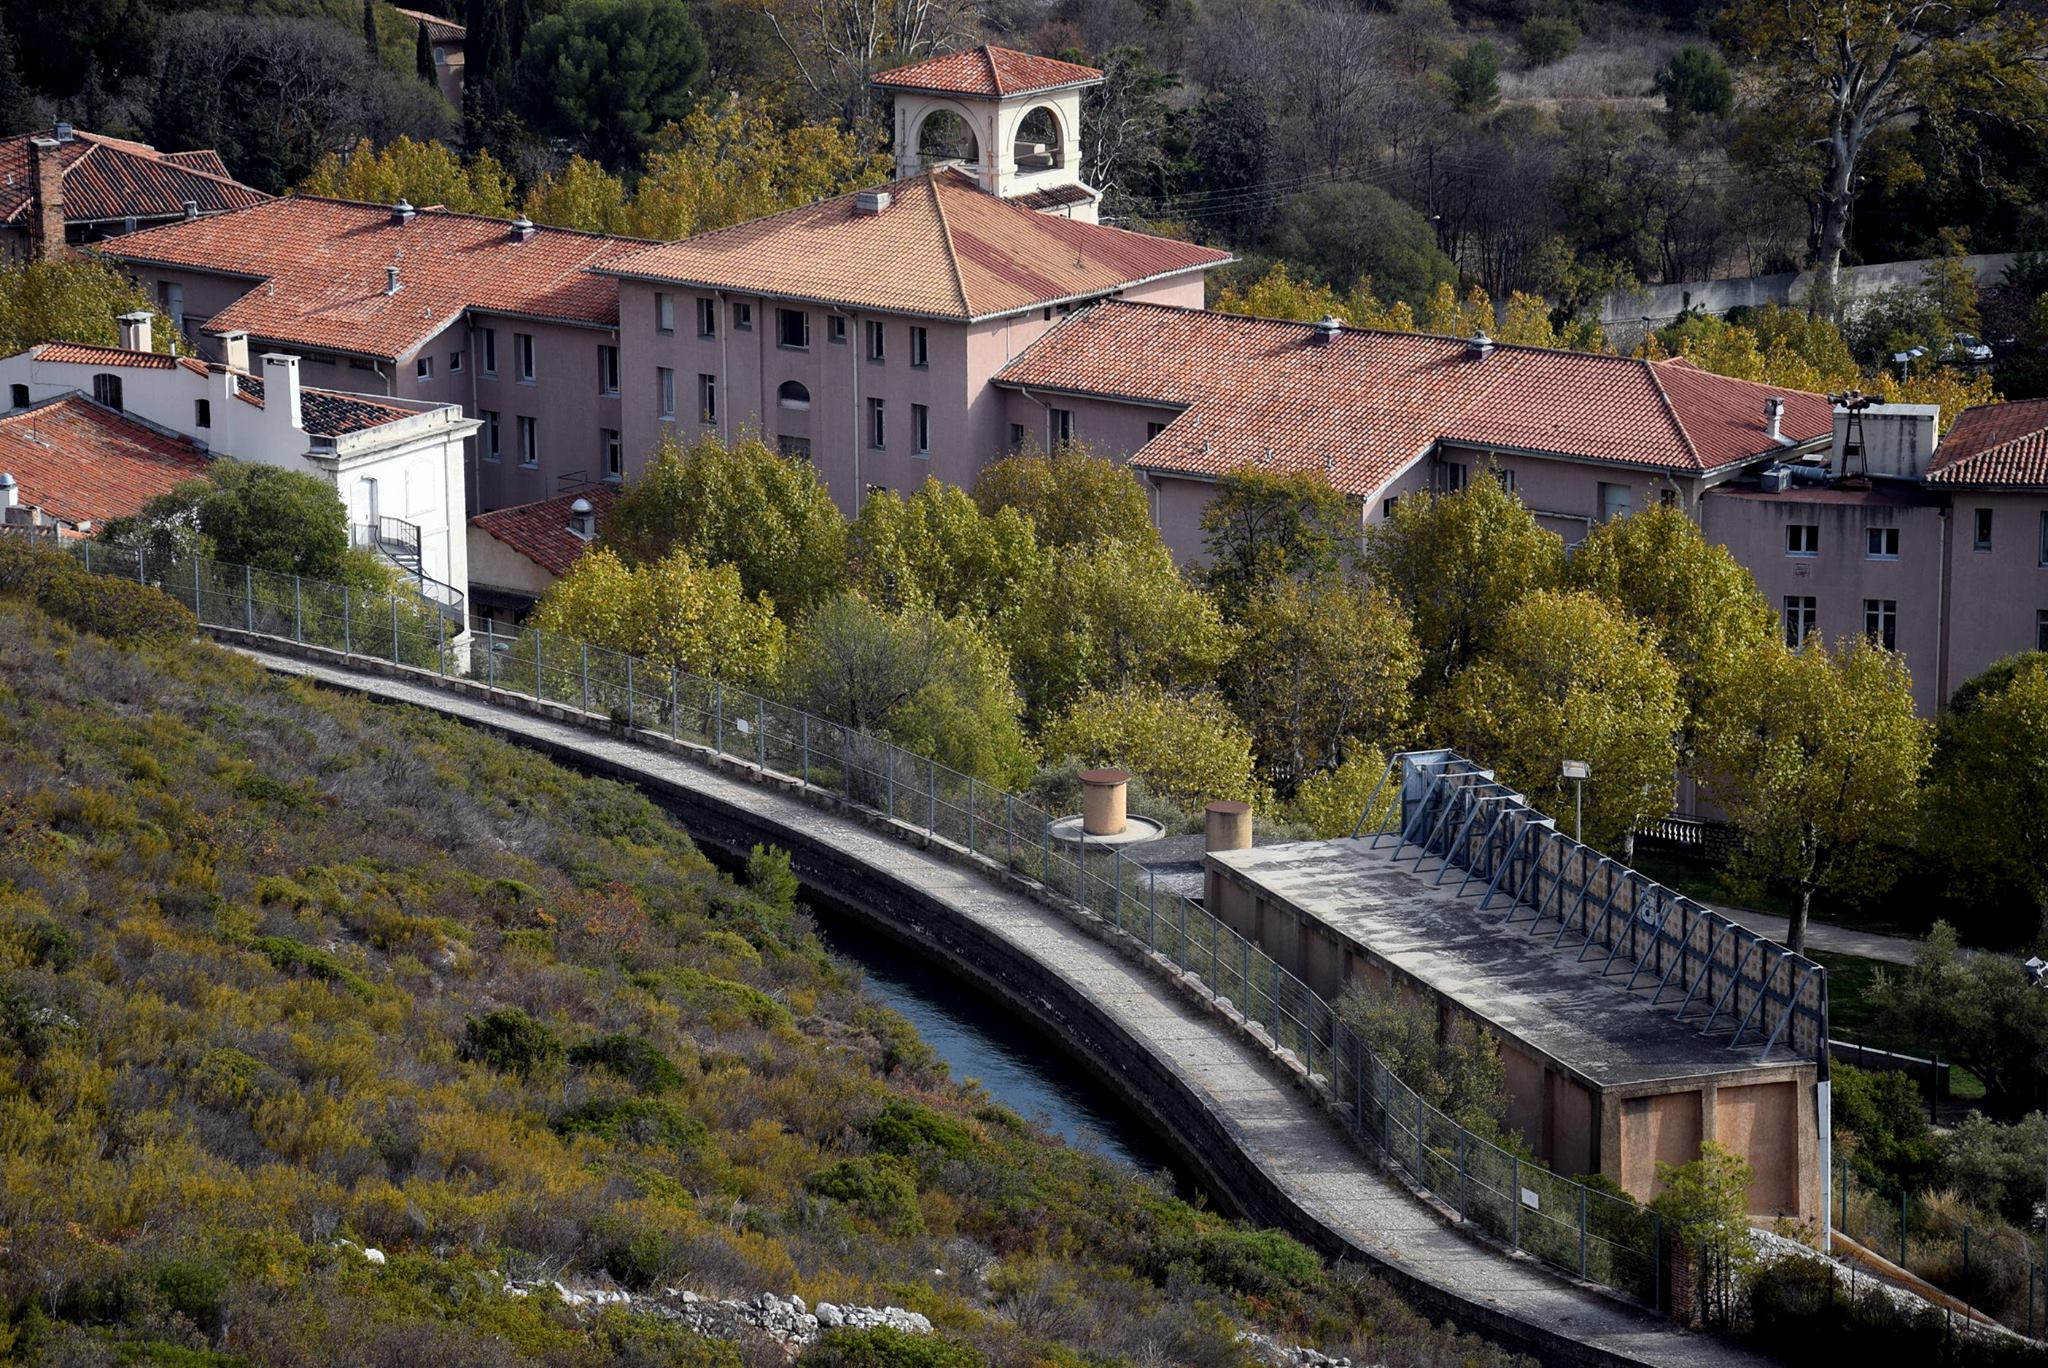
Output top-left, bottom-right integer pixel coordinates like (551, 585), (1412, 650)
(27, 137), (69, 263)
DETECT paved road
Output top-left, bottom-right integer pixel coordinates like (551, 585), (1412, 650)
(1701, 904), (1920, 966)
(238, 643), (1771, 1368)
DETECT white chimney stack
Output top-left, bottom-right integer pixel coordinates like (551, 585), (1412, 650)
(567, 497), (595, 539)
(261, 353), (303, 432)
(117, 310), (152, 353)
(1765, 396), (1785, 443)
(1310, 316), (1343, 347)
(385, 265), (402, 296)
(220, 330), (251, 374)
(0, 472), (17, 509)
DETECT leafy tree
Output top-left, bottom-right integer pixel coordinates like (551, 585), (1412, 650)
(1287, 748), (1395, 839)
(0, 12), (31, 135)
(530, 546), (786, 686)
(1722, 0), (2048, 314)
(1001, 538), (1238, 720)
(520, 154), (632, 233)
(460, 1007), (563, 1075)
(1335, 977), (1508, 1135)
(1200, 467), (1357, 611)
(1875, 922), (2048, 1117)
(848, 478), (1043, 620)
(0, 257), (182, 356)
(624, 97), (891, 239)
(1210, 262), (1418, 332)
(1269, 183), (1458, 309)
(515, 0), (706, 170)
(1518, 16), (1578, 68)
(1037, 682), (1264, 809)
(416, 19), (437, 88)
(1228, 581), (1418, 798)
(1831, 1062), (1937, 1195)
(1653, 46), (1732, 136)
(100, 463), (382, 585)
(1699, 637), (1930, 953)
(779, 593), (1031, 786)
(1359, 476), (1564, 689)
(1433, 590), (1683, 851)
(603, 434), (846, 617)
(1567, 504), (1775, 730)
(296, 136), (516, 216)
(1446, 41), (1501, 116)
(1185, 79), (1273, 243)
(1936, 1110), (2048, 1222)
(1922, 655), (2048, 943)
(972, 445), (1158, 552)
(1652, 1142), (1755, 1328)
(1081, 46), (1178, 218)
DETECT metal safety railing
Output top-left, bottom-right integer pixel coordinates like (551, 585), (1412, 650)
(45, 536), (1669, 1310)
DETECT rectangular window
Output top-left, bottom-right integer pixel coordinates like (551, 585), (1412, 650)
(194, 398), (210, 428)
(481, 327), (497, 376)
(656, 291), (674, 334)
(866, 320), (886, 362)
(158, 280), (184, 335)
(1784, 595), (1817, 648)
(778, 434), (811, 460)
(829, 315), (847, 344)
(1009, 422), (1027, 449)
(92, 373), (122, 409)
(517, 415), (538, 466)
(598, 345), (620, 395)
(481, 409), (500, 461)
(2039, 609), (2048, 653)
(910, 325), (929, 368)
(1864, 598), (1898, 650)
(657, 367), (675, 418)
(9, 383), (26, 408)
(732, 301), (752, 331)
(1382, 497), (1400, 519)
(1049, 407), (1073, 447)
(416, 355), (433, 381)
(776, 308), (809, 350)
(697, 296), (717, 338)
(602, 429), (622, 480)
(1975, 507), (1994, 551)
(1787, 524), (1819, 557)
(1441, 461), (1469, 493)
(514, 332), (535, 383)
(1598, 481), (1632, 522)
(912, 403), (930, 456)
(2039, 511), (2047, 567)
(1866, 526), (1900, 559)
(868, 397), (886, 449)
(697, 373), (717, 424)
(449, 350), (462, 374)
(1493, 467), (1518, 495)
(1145, 421), (1166, 442)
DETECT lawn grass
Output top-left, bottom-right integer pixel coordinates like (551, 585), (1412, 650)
(1630, 849), (1937, 941)
(1814, 948), (1986, 1102)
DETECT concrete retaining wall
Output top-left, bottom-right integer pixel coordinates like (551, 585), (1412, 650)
(1599, 253), (2017, 325)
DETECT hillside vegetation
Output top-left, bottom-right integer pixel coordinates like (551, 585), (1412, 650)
(0, 594), (1524, 1368)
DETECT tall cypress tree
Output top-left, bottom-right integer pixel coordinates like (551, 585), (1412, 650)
(362, 0), (379, 59)
(0, 14), (30, 136)
(416, 21), (437, 88)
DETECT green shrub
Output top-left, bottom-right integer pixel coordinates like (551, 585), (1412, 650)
(555, 1097), (707, 1152)
(802, 1326), (986, 1368)
(1832, 1062), (1938, 1193)
(247, 935), (374, 1000)
(459, 1007), (563, 1075)
(35, 570), (196, 645)
(806, 1156), (925, 1236)
(569, 1032), (687, 1092)
(866, 1100), (974, 1160)
(1518, 16), (1578, 66)
(153, 1258), (228, 1327)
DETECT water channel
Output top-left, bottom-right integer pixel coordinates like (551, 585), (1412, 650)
(806, 898), (1190, 1190)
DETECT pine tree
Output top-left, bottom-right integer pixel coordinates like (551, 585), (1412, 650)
(0, 14), (30, 136)
(416, 21), (437, 88)
(362, 0), (379, 58)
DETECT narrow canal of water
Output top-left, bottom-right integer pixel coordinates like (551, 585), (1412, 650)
(805, 898), (1191, 1190)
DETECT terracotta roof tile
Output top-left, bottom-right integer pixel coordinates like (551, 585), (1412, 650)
(602, 170), (1227, 321)
(27, 342), (425, 439)
(470, 485), (616, 578)
(872, 46), (1101, 97)
(0, 129), (267, 227)
(0, 396), (210, 524)
(993, 303), (1835, 493)
(1927, 398), (2048, 488)
(32, 343), (181, 369)
(392, 6), (465, 41)
(97, 197), (644, 361)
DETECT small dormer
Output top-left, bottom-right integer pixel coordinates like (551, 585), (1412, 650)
(872, 45), (1104, 222)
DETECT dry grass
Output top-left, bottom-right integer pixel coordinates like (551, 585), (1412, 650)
(1499, 32), (1691, 106)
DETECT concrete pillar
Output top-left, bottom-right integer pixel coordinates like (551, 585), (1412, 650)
(1080, 768), (1128, 836)
(1206, 800), (1251, 852)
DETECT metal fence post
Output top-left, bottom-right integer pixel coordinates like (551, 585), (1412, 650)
(580, 643), (590, 713)
(1006, 792), (1015, 868)
(757, 696), (767, 767)
(714, 682), (725, 753)
(1511, 1155), (1522, 1250)
(927, 756), (937, 833)
(390, 594), (399, 660)
(1653, 1212), (1664, 1311)
(625, 656), (634, 724)
(1458, 1128), (1469, 1216)
(967, 776), (977, 854)
(1579, 1185), (1590, 1278)
(1415, 1093), (1425, 1173)
(532, 630), (543, 700)
(1111, 848), (1123, 928)
(292, 575), (302, 642)
(886, 746), (896, 819)
(1148, 867), (1158, 950)
(437, 603), (446, 675)
(136, 546), (146, 585)
(1901, 1188), (1908, 1265)
(1178, 897), (1189, 972)
(669, 666), (679, 740)
(194, 561), (204, 617)
(342, 585), (351, 653)
(800, 711), (811, 785)
(1042, 818), (1052, 887)
(243, 564), (254, 630)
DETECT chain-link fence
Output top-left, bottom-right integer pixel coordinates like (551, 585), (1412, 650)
(54, 537), (1667, 1309)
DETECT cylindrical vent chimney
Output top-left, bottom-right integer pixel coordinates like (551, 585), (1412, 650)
(1205, 800), (1252, 853)
(386, 265), (401, 295)
(1765, 396), (1785, 442)
(0, 472), (17, 509)
(1080, 768), (1129, 837)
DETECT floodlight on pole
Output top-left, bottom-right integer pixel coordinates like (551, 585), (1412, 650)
(1561, 760), (1591, 843)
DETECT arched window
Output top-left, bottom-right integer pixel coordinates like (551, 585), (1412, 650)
(777, 380), (811, 410)
(916, 109), (979, 170)
(1014, 106), (1063, 172)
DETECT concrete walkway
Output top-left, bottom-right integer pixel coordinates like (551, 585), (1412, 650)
(238, 644), (1770, 1368)
(1701, 904), (1920, 966)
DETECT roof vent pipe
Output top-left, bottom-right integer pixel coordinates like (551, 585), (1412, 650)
(54, 123), (74, 143)
(1765, 396), (1785, 442)
(385, 265), (402, 295)
(1468, 330), (1495, 357)
(567, 497), (595, 539)
(509, 214), (535, 241)
(391, 198), (416, 225)
(854, 189), (892, 215)
(183, 199), (198, 220)
(0, 472), (16, 509)
(1311, 315), (1343, 346)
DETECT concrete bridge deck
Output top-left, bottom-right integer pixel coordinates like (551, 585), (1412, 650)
(230, 638), (1770, 1368)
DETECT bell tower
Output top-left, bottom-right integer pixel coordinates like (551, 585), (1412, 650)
(872, 46), (1105, 222)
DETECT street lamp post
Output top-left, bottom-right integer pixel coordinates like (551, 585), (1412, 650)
(1561, 759), (1591, 843)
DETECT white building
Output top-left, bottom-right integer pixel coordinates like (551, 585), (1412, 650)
(0, 312), (478, 607)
